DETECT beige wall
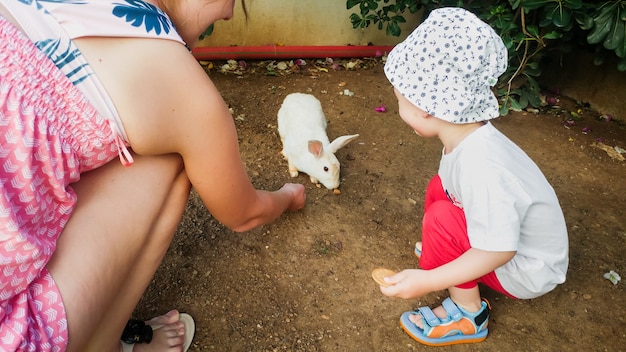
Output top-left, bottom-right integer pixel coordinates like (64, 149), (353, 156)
(198, 0), (422, 47)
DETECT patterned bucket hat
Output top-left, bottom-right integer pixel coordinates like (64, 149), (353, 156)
(384, 7), (508, 123)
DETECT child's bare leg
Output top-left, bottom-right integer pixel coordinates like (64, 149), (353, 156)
(447, 286), (484, 312)
(47, 154), (191, 352)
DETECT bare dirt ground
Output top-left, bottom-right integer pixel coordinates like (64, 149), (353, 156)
(134, 58), (626, 352)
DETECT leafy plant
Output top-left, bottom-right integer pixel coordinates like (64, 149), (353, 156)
(347, 0), (426, 36)
(585, 1), (626, 70)
(199, 24), (214, 41)
(347, 0), (626, 115)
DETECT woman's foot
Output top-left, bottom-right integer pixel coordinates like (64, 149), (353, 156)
(123, 310), (194, 352)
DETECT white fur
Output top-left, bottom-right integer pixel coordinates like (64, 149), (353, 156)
(277, 93), (359, 190)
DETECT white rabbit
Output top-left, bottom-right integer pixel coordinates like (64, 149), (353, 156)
(277, 93), (359, 190)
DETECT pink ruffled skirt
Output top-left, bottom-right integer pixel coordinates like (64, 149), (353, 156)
(0, 17), (119, 351)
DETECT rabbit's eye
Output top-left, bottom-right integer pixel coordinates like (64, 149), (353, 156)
(323, 166), (329, 172)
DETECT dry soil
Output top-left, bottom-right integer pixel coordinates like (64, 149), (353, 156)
(134, 58), (626, 352)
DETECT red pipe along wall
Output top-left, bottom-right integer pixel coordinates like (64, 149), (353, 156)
(192, 45), (395, 60)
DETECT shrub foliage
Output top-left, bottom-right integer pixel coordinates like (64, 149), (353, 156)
(347, 0), (626, 114)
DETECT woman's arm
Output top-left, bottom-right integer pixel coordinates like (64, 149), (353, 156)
(75, 37), (305, 232)
(146, 46), (306, 231)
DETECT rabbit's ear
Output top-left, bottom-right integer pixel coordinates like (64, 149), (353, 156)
(329, 134), (360, 153)
(308, 140), (324, 158)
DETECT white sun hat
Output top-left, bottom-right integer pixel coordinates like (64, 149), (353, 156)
(384, 7), (508, 124)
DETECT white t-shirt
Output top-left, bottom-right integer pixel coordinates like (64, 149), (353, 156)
(438, 122), (568, 299)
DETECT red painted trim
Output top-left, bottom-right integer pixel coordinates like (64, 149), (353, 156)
(192, 45), (394, 60)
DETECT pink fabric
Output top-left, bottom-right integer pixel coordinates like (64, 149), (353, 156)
(420, 175), (516, 298)
(0, 18), (120, 351)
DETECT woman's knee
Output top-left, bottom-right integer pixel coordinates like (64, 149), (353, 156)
(149, 168), (191, 244)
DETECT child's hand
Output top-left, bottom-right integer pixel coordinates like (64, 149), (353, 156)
(379, 269), (432, 300)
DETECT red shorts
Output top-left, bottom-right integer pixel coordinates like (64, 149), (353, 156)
(420, 175), (516, 299)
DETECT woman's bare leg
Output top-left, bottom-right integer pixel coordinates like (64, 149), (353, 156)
(84, 162), (192, 351)
(46, 154), (191, 352)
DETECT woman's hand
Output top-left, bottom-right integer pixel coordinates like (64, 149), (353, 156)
(279, 183), (306, 212)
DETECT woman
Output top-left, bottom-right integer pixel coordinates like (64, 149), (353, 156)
(0, 0), (306, 351)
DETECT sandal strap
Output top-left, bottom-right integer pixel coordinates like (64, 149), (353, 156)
(458, 298), (490, 327)
(418, 298), (490, 329)
(417, 306), (442, 327)
(441, 297), (463, 322)
(473, 304), (489, 327)
(121, 319), (153, 344)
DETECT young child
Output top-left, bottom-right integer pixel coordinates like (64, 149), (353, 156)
(377, 7), (569, 346)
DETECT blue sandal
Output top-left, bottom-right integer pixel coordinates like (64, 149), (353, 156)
(400, 297), (490, 346)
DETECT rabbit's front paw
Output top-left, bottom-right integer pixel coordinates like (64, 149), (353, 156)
(288, 166), (299, 178)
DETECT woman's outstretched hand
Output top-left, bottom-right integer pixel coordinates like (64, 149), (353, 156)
(279, 183), (306, 212)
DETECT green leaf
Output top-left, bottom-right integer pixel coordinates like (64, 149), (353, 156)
(543, 31), (562, 40)
(499, 101), (510, 116)
(366, 14), (379, 21)
(618, 57), (626, 71)
(407, 1), (421, 13)
(548, 6), (572, 28)
(603, 15), (624, 50)
(363, 0), (378, 12)
(587, 3), (619, 44)
(524, 62), (542, 76)
(539, 16), (553, 28)
(526, 75), (541, 93)
(526, 78), (543, 107)
(347, 0), (362, 10)
(518, 90), (529, 109)
(509, 96), (523, 111)
(588, 18), (612, 44)
(199, 24), (214, 40)
(501, 35), (515, 49)
(576, 13), (594, 30)
(520, 0), (551, 12)
(563, 0), (583, 10)
(359, 0), (378, 16)
(387, 21), (401, 36)
(349, 13), (363, 28)
(392, 15), (407, 23)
